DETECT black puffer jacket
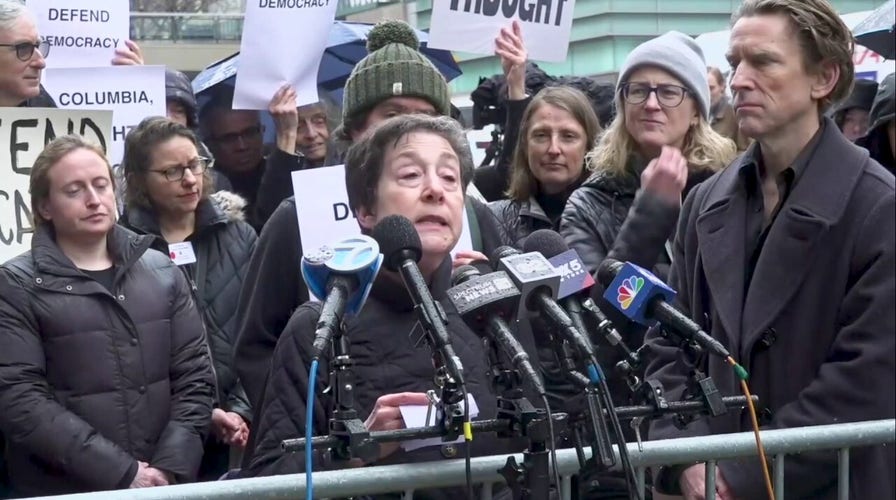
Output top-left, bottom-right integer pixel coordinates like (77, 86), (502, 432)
(242, 259), (524, 498)
(0, 225), (215, 496)
(488, 196), (553, 248)
(120, 191), (257, 418)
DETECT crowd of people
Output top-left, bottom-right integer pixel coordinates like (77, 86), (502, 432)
(0, 0), (893, 498)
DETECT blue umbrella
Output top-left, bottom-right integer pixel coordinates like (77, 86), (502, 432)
(853, 0), (895, 60)
(192, 21), (462, 99)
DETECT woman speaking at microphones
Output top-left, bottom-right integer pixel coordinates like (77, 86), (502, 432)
(241, 115), (523, 499)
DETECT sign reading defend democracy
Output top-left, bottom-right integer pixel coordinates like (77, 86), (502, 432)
(0, 108), (113, 264)
(233, 0), (339, 109)
(43, 65), (166, 170)
(292, 165), (474, 273)
(27, 0), (130, 69)
(427, 0), (576, 62)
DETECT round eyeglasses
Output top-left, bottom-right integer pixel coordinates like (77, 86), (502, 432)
(0, 39), (50, 62)
(620, 82), (690, 108)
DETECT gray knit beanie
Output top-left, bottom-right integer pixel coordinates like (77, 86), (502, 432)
(342, 20), (451, 132)
(617, 31), (711, 120)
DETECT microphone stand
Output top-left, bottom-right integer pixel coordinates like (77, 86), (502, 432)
(484, 317), (567, 500)
(326, 326), (379, 464)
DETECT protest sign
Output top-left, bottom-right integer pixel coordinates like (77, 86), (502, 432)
(427, 0), (576, 62)
(292, 165), (474, 266)
(27, 0), (130, 69)
(43, 65), (166, 169)
(0, 107), (113, 263)
(233, 0), (339, 110)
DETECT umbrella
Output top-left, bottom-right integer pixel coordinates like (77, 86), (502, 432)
(191, 21), (462, 99)
(853, 0), (895, 60)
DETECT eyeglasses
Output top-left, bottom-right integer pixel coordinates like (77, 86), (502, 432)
(151, 157), (212, 182)
(0, 39), (50, 62)
(210, 124), (264, 145)
(621, 82), (690, 108)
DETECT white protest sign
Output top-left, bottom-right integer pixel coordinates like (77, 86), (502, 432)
(233, 0), (339, 110)
(428, 0), (576, 62)
(0, 107), (113, 263)
(43, 65), (166, 169)
(292, 165), (474, 267)
(27, 0), (130, 69)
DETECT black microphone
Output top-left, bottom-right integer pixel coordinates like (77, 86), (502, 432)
(371, 215), (466, 387)
(596, 258), (730, 358)
(522, 230), (637, 363)
(491, 245), (604, 384)
(447, 265), (547, 396)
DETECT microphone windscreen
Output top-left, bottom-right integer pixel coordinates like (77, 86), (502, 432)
(371, 214), (422, 272)
(596, 258), (624, 288)
(489, 245), (520, 268)
(523, 229), (569, 259)
(451, 264), (481, 287)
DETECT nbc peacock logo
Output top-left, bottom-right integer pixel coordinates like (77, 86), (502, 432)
(617, 276), (644, 310)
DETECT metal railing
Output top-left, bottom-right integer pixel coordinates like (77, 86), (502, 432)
(24, 419), (895, 500)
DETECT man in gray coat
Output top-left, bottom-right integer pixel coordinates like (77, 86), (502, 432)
(646, 1), (895, 499)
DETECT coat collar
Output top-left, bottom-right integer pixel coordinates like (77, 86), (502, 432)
(123, 197), (228, 239)
(370, 257), (453, 312)
(695, 117), (870, 355)
(30, 224), (153, 283)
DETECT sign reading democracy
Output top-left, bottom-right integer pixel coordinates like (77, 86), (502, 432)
(43, 65), (166, 170)
(0, 108), (113, 263)
(233, 0), (339, 109)
(28, 0), (130, 69)
(427, 0), (576, 62)
(292, 165), (474, 271)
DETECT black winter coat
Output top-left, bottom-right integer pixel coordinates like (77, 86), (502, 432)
(242, 260), (524, 498)
(120, 191), (257, 419)
(234, 195), (512, 417)
(0, 225), (215, 496)
(488, 196), (554, 248)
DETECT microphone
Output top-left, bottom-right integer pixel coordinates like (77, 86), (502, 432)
(301, 235), (383, 360)
(522, 230), (633, 360)
(491, 245), (602, 382)
(596, 258), (730, 358)
(371, 215), (465, 387)
(446, 265), (546, 396)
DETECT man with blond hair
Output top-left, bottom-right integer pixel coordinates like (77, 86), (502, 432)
(646, 1), (895, 499)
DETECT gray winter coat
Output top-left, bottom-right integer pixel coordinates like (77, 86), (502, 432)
(0, 225), (215, 496)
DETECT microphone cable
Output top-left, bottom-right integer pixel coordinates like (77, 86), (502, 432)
(306, 358), (320, 500)
(462, 386), (474, 500)
(726, 356), (775, 500)
(541, 394), (563, 499)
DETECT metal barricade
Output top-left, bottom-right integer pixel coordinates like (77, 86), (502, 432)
(24, 419), (895, 500)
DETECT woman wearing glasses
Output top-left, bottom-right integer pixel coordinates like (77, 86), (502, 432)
(561, 31), (736, 280)
(119, 117), (257, 480)
(558, 33), (736, 498)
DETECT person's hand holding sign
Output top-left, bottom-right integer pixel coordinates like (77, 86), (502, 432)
(269, 84), (300, 156)
(495, 21), (528, 101)
(112, 40), (144, 66)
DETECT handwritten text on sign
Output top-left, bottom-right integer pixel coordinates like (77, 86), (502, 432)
(0, 108), (113, 263)
(427, 0), (576, 62)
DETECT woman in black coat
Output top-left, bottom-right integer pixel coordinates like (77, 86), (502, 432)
(0, 135), (215, 496)
(119, 117), (257, 480)
(242, 115), (525, 498)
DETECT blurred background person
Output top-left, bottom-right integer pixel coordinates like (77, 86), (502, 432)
(708, 65), (751, 151)
(0, 135), (214, 496)
(857, 72), (895, 173)
(831, 78), (878, 142)
(119, 117), (257, 481)
(488, 23), (602, 247)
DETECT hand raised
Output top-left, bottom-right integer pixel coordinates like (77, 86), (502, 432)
(641, 146), (688, 205)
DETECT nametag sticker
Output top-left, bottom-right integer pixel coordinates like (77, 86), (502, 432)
(399, 393), (479, 452)
(168, 242), (197, 266)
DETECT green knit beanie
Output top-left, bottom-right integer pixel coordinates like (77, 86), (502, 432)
(342, 20), (452, 132)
